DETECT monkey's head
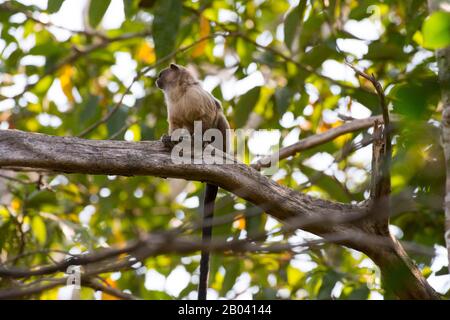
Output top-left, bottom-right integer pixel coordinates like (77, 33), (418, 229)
(156, 63), (196, 91)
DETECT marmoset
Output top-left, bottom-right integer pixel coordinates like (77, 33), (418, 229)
(156, 63), (230, 300)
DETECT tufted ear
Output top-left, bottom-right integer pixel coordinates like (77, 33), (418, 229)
(170, 63), (180, 71)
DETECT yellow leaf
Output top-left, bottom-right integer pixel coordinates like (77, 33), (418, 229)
(112, 218), (125, 245)
(233, 214), (246, 230)
(26, 118), (39, 132)
(40, 287), (59, 300)
(11, 198), (21, 211)
(413, 30), (424, 46)
(192, 14), (210, 58)
(317, 122), (332, 133)
(330, 121), (351, 147)
(287, 265), (303, 286)
(58, 65), (75, 102)
(422, 266), (432, 278)
(211, 270), (224, 290)
(136, 41), (156, 64)
(31, 216), (47, 245)
(129, 123), (141, 141)
(0, 207), (8, 219)
(27, 103), (42, 113)
(334, 132), (352, 148)
(102, 278), (120, 300)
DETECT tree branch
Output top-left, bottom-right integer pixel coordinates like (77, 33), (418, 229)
(0, 129), (440, 299)
(253, 115), (383, 170)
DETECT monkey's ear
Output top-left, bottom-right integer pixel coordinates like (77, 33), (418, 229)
(170, 63), (180, 71)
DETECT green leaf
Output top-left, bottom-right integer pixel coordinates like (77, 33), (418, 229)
(274, 87), (293, 115)
(317, 272), (340, 300)
(79, 95), (101, 127)
(233, 87), (261, 128)
(300, 12), (325, 49)
(284, 7), (298, 50)
(283, 2), (306, 51)
(435, 266), (449, 276)
(34, 76), (54, 96)
(209, 255), (223, 285)
(140, 123), (155, 141)
(392, 84), (426, 119)
(212, 195), (235, 237)
(29, 42), (68, 56)
(346, 88), (379, 112)
(27, 190), (57, 208)
(349, 4), (373, 20)
(390, 80), (440, 119)
(422, 11), (450, 49)
(294, 88), (309, 115)
(255, 51), (278, 67)
(31, 216), (47, 246)
(153, 0), (182, 61)
(221, 260), (240, 295)
(88, 0), (112, 28)
(236, 38), (256, 65)
(106, 106), (129, 137)
(47, 0), (64, 13)
(245, 205), (265, 239)
(301, 42), (336, 69)
(346, 286), (370, 300)
(124, 0), (140, 18)
(364, 42), (408, 61)
(284, 6), (300, 49)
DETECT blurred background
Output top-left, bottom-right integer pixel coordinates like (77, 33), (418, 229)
(0, 0), (449, 299)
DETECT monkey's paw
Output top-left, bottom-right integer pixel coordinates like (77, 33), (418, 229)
(161, 134), (177, 149)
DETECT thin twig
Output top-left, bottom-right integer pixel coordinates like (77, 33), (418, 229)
(253, 115), (383, 170)
(345, 62), (391, 203)
(85, 278), (139, 300)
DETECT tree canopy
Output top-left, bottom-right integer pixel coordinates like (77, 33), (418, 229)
(0, 0), (449, 300)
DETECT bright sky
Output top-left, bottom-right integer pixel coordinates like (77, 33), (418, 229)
(2, 0), (449, 299)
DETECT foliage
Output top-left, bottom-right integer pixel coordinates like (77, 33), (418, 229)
(0, 0), (448, 300)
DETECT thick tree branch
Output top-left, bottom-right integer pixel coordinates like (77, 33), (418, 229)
(0, 129), (439, 299)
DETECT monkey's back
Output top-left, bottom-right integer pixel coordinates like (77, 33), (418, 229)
(168, 85), (222, 134)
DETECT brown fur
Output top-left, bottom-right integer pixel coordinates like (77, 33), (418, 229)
(156, 64), (230, 147)
(156, 64), (230, 300)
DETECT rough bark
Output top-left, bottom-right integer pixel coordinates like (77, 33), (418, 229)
(0, 129), (440, 299)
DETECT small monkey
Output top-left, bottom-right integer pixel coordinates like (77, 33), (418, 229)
(156, 63), (230, 300)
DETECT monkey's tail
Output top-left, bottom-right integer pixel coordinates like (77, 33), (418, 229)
(198, 183), (218, 300)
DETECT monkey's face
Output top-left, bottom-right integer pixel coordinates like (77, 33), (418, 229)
(156, 63), (181, 90)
